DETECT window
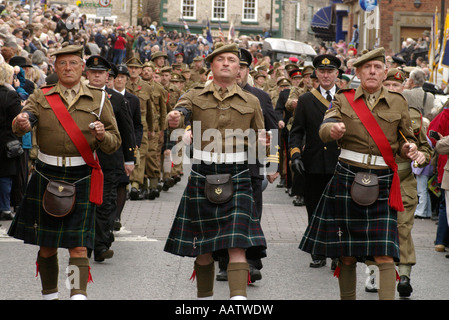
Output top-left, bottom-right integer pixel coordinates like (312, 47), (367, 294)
(243, 0), (257, 22)
(182, 0), (196, 20)
(212, 0), (227, 21)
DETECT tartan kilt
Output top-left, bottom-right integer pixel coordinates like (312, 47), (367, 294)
(161, 129), (176, 152)
(299, 161), (400, 262)
(8, 160), (95, 249)
(164, 162), (267, 260)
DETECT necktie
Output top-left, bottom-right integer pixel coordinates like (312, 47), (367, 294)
(369, 95), (376, 108)
(65, 89), (74, 104)
(326, 91), (332, 102)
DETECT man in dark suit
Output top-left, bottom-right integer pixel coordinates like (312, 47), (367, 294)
(289, 54), (341, 268)
(111, 64), (143, 225)
(85, 55), (136, 262)
(215, 48), (280, 283)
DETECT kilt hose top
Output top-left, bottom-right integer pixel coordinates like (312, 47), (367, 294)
(164, 163), (267, 260)
(8, 160), (95, 249)
(299, 161), (401, 262)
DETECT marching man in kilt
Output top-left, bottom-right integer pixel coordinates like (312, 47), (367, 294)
(299, 47), (425, 300)
(8, 45), (121, 300)
(164, 43), (269, 300)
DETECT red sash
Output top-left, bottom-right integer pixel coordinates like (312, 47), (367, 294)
(343, 90), (404, 212)
(41, 87), (103, 205)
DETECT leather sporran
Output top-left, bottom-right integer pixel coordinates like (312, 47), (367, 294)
(43, 180), (76, 217)
(350, 172), (379, 206)
(204, 174), (233, 204)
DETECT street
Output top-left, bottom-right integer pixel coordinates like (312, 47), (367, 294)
(1, 163), (448, 302)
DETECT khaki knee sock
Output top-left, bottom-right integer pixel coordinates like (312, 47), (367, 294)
(68, 257), (91, 298)
(36, 252), (59, 296)
(337, 262), (357, 300)
(377, 263), (396, 300)
(194, 261), (215, 298)
(227, 262), (249, 299)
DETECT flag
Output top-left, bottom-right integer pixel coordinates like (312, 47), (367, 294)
(206, 18), (213, 44)
(429, 7), (439, 84)
(440, 9), (449, 69)
(228, 19), (235, 41)
(218, 20), (225, 42)
(181, 18), (190, 34)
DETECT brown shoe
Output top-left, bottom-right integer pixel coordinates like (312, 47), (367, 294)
(435, 244), (446, 252)
(95, 249), (114, 262)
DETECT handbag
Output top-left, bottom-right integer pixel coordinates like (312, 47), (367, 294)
(204, 174), (233, 204)
(5, 139), (23, 158)
(42, 180), (76, 217)
(350, 172), (379, 206)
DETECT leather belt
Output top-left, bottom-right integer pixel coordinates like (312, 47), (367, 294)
(193, 149), (247, 164)
(38, 151), (86, 167)
(339, 149), (387, 167)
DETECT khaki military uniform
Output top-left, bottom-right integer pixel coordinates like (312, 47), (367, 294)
(126, 77), (154, 189)
(145, 79), (167, 190)
(396, 106), (432, 268)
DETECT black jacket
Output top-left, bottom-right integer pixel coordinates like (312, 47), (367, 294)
(289, 86), (340, 175)
(123, 90), (143, 148)
(0, 86), (22, 177)
(97, 88), (136, 171)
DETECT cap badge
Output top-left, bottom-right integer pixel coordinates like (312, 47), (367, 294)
(394, 72), (402, 80)
(322, 58), (330, 65)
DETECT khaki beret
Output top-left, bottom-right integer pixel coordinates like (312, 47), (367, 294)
(302, 65), (315, 76)
(277, 78), (291, 87)
(384, 68), (405, 83)
(151, 51), (168, 61)
(160, 66), (172, 73)
(205, 43), (239, 63)
(353, 47), (386, 68)
(193, 56), (204, 61)
(50, 44), (84, 58)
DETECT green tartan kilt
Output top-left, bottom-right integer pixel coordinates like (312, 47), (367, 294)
(8, 160), (95, 249)
(299, 161), (400, 262)
(164, 163), (267, 260)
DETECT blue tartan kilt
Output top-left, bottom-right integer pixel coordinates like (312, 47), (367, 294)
(8, 160), (95, 249)
(299, 161), (400, 262)
(164, 162), (267, 260)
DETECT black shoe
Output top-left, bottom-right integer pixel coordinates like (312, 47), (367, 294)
(249, 264), (262, 283)
(397, 275), (413, 298)
(113, 219), (122, 231)
(293, 196), (305, 206)
(173, 175), (181, 183)
(276, 179), (285, 188)
(94, 249), (114, 262)
(129, 187), (140, 200)
(157, 181), (163, 192)
(309, 259), (326, 268)
(0, 211), (14, 220)
(162, 178), (174, 191)
(216, 269), (228, 281)
(147, 189), (158, 200)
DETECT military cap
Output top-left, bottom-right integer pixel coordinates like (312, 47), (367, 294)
(160, 66), (172, 73)
(174, 51), (184, 56)
(401, 66), (416, 78)
(172, 63), (182, 70)
(352, 47), (386, 68)
(170, 73), (183, 82)
(284, 63), (298, 72)
(198, 67), (207, 75)
(313, 54), (341, 69)
(181, 68), (191, 73)
(193, 56), (204, 61)
(239, 48), (252, 67)
(302, 65), (315, 76)
(168, 42), (177, 48)
(86, 55), (111, 71)
(256, 64), (268, 71)
(385, 68), (405, 83)
(50, 44), (84, 58)
(254, 72), (266, 79)
(289, 68), (302, 79)
(151, 51), (168, 61)
(142, 62), (155, 69)
(126, 56), (143, 67)
(277, 77), (291, 87)
(109, 63), (118, 78)
(205, 43), (239, 63)
(116, 64), (130, 77)
(149, 34), (157, 40)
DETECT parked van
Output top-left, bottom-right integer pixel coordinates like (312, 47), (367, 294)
(262, 38), (317, 63)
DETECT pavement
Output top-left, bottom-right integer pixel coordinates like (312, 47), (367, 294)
(1, 163), (448, 302)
